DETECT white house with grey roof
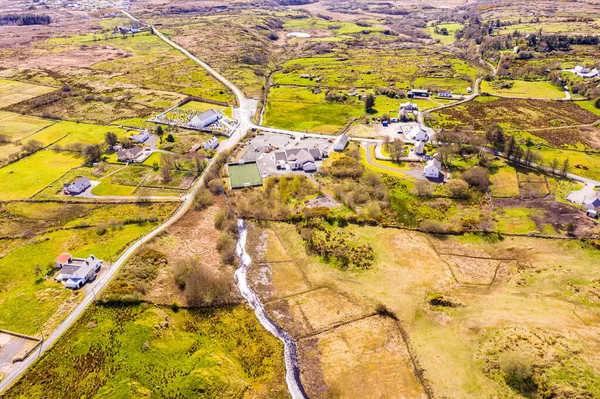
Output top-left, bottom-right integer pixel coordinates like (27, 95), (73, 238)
(190, 109), (223, 129)
(424, 158), (441, 179)
(333, 133), (348, 152)
(203, 136), (219, 151)
(64, 176), (91, 195)
(273, 147), (326, 173)
(54, 253), (102, 290)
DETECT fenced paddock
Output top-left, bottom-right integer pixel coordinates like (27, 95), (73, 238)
(228, 162), (263, 189)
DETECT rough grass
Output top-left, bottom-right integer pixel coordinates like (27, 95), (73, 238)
(28, 121), (128, 148)
(0, 79), (56, 108)
(0, 151), (82, 200)
(490, 164), (520, 197)
(4, 304), (287, 398)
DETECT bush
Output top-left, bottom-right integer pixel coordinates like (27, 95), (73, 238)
(499, 352), (536, 394)
(462, 167), (489, 192)
(445, 179), (470, 199)
(594, 97), (600, 109)
(183, 258), (232, 306)
(419, 219), (448, 233)
(216, 233), (236, 264)
(207, 178), (225, 194)
(193, 188), (213, 210)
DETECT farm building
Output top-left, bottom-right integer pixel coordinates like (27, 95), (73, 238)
(438, 90), (452, 98)
(117, 146), (144, 162)
(130, 130), (149, 143)
(408, 89), (429, 98)
(333, 133), (348, 151)
(228, 162), (263, 189)
(203, 136), (219, 151)
(190, 109), (223, 129)
(54, 253), (102, 290)
(424, 158), (441, 179)
(400, 102), (419, 112)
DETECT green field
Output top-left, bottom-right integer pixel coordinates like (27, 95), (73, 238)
(0, 111), (54, 142)
(426, 23), (462, 45)
(28, 121), (128, 148)
(489, 164), (520, 197)
(4, 304), (285, 398)
(0, 79), (56, 108)
(0, 151), (82, 200)
(228, 162), (263, 189)
(481, 80), (566, 99)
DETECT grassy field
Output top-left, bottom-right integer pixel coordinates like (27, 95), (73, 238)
(0, 201), (176, 335)
(4, 304), (287, 398)
(0, 111), (54, 142)
(0, 151), (82, 200)
(489, 163), (520, 197)
(536, 146), (600, 181)
(28, 121), (128, 148)
(264, 222), (600, 398)
(426, 22), (462, 45)
(180, 100), (233, 118)
(431, 96), (599, 131)
(481, 80), (566, 99)
(0, 79), (56, 108)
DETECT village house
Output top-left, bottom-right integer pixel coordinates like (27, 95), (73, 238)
(54, 253), (102, 290)
(63, 176), (91, 195)
(203, 136), (219, 151)
(190, 109), (223, 129)
(438, 90), (452, 98)
(424, 158), (441, 179)
(333, 133), (348, 152)
(400, 102), (419, 112)
(414, 141), (425, 155)
(117, 146), (144, 162)
(404, 124), (430, 142)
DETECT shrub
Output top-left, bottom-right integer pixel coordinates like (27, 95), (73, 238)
(499, 352), (536, 394)
(193, 188), (213, 210)
(462, 167), (489, 192)
(419, 219), (448, 233)
(445, 179), (470, 199)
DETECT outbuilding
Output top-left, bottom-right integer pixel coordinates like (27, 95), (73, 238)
(203, 136), (219, 151)
(333, 133), (348, 151)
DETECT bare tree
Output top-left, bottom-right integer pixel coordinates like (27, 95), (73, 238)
(560, 158), (570, 177)
(160, 164), (172, 183)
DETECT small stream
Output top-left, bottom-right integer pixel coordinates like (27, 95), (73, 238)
(234, 219), (308, 399)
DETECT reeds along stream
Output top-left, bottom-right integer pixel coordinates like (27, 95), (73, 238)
(234, 219), (308, 399)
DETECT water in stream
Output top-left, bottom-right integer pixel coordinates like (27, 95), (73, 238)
(234, 219), (308, 399)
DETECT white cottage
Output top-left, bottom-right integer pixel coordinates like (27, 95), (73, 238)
(424, 158), (441, 179)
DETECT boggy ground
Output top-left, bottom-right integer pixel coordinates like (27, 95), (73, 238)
(247, 221), (600, 398)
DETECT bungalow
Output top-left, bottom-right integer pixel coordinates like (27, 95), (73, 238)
(54, 253), (102, 290)
(333, 133), (348, 151)
(64, 176), (91, 195)
(203, 136), (219, 151)
(424, 158), (441, 179)
(438, 90), (452, 98)
(130, 130), (149, 143)
(273, 147), (325, 172)
(190, 109), (223, 129)
(408, 89), (429, 98)
(117, 146), (144, 162)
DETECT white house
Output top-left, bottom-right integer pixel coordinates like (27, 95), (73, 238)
(203, 136), (219, 151)
(414, 141), (425, 155)
(64, 176), (91, 195)
(130, 130), (149, 143)
(575, 65), (599, 78)
(54, 253), (102, 290)
(424, 158), (441, 179)
(400, 102), (419, 112)
(333, 133), (348, 151)
(438, 90), (452, 98)
(190, 109), (223, 129)
(405, 124), (429, 142)
(117, 146), (144, 162)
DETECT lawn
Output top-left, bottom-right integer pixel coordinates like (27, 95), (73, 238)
(480, 80), (566, 99)
(28, 121), (128, 148)
(0, 111), (54, 142)
(0, 151), (82, 200)
(0, 79), (56, 108)
(4, 304), (286, 398)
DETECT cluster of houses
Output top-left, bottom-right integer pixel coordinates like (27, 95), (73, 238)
(54, 253), (102, 290)
(574, 65), (599, 79)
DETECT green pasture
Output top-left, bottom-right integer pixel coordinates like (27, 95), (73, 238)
(489, 164), (520, 197)
(0, 151), (82, 200)
(0, 111), (54, 142)
(426, 23), (462, 45)
(28, 121), (128, 148)
(481, 80), (566, 99)
(575, 100), (600, 117)
(535, 146), (600, 181)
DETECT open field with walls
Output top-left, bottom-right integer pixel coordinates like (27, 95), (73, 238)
(0, 201), (177, 336)
(28, 121), (128, 148)
(425, 22), (462, 45)
(480, 80), (566, 99)
(249, 220), (600, 398)
(0, 111), (54, 142)
(0, 79), (56, 108)
(430, 96), (599, 132)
